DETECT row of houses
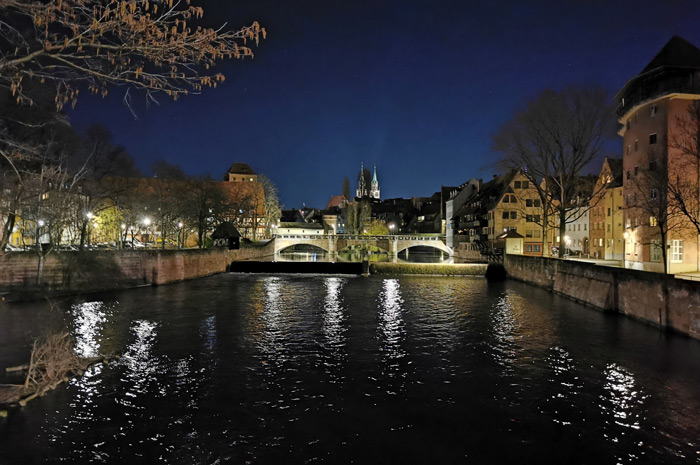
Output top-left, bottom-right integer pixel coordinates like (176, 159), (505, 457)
(446, 36), (700, 274)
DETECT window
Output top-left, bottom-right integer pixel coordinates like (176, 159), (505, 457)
(514, 181), (521, 188)
(627, 144), (631, 156)
(626, 218), (631, 229)
(626, 170), (631, 180)
(634, 165), (638, 176)
(607, 224), (611, 232)
(607, 208), (611, 217)
(533, 244), (541, 252)
(510, 211), (517, 220)
(526, 214), (533, 222)
(525, 244), (532, 252)
(502, 211), (509, 219)
(634, 242), (639, 256)
(650, 216), (658, 227)
(534, 215), (540, 223)
(626, 120), (631, 130)
(651, 240), (662, 262)
(584, 224), (587, 230)
(599, 238), (603, 247)
(650, 104), (658, 116)
(650, 188), (658, 200)
(522, 181), (529, 188)
(607, 239), (611, 248)
(649, 133), (657, 145)
(502, 195), (509, 203)
(671, 239), (683, 263)
(526, 199), (533, 207)
(634, 139), (639, 152)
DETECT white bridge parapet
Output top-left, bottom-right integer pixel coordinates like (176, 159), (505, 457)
(271, 234), (453, 256)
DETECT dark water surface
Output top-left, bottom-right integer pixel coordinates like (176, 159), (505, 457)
(0, 274), (699, 464)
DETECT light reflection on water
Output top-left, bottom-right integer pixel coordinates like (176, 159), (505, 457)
(1, 275), (699, 465)
(71, 301), (110, 358)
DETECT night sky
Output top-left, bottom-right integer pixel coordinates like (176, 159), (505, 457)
(66, 0), (700, 209)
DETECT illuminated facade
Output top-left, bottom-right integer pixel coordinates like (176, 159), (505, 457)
(616, 36), (700, 272)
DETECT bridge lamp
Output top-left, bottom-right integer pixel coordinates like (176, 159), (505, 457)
(86, 212), (93, 220)
(178, 222), (183, 228)
(389, 224), (395, 235)
(143, 217), (151, 226)
(38, 220), (45, 227)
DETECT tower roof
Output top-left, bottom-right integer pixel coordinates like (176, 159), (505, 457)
(641, 35), (700, 73)
(226, 162), (256, 175)
(372, 165), (378, 183)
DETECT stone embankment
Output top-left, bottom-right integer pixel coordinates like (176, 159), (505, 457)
(504, 254), (700, 339)
(0, 245), (270, 301)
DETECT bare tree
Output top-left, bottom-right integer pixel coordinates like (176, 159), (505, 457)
(668, 101), (700, 236)
(493, 86), (615, 257)
(259, 173), (281, 239)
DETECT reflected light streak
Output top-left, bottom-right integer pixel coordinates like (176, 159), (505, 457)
(323, 278), (346, 351)
(378, 279), (406, 360)
(71, 301), (109, 358)
(121, 320), (160, 396)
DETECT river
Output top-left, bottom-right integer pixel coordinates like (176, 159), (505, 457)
(0, 274), (699, 464)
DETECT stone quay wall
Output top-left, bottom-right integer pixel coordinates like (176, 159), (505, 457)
(0, 245), (268, 300)
(503, 254), (700, 339)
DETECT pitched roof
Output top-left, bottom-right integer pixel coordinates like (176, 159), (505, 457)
(226, 162), (256, 175)
(325, 195), (346, 209)
(641, 35), (700, 73)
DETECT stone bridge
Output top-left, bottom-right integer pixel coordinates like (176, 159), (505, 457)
(271, 234), (453, 256)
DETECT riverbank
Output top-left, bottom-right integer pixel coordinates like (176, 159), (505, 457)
(504, 254), (700, 339)
(0, 245), (269, 301)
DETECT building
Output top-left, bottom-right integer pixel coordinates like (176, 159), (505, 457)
(356, 163), (380, 200)
(224, 162), (258, 183)
(445, 178), (481, 247)
(589, 158), (624, 260)
(616, 35), (700, 272)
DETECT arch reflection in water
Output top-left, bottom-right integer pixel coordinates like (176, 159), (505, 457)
(70, 301), (110, 358)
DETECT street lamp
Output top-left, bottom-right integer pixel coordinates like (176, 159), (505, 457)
(623, 231), (629, 269)
(389, 223), (395, 235)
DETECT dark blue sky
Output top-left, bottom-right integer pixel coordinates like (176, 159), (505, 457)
(66, 0), (700, 208)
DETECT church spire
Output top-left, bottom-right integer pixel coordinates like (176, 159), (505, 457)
(370, 165), (380, 200)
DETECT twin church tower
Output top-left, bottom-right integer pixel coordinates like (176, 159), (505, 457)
(355, 162), (381, 200)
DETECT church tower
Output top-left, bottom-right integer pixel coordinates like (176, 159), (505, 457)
(356, 162), (368, 198)
(370, 165), (381, 200)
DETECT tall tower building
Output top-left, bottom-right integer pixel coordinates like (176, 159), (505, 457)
(356, 162), (369, 198)
(370, 165), (381, 200)
(616, 35), (700, 273)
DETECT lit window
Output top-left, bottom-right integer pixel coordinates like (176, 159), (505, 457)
(650, 216), (658, 227)
(671, 239), (683, 263)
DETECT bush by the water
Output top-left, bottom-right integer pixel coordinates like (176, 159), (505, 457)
(369, 263), (486, 276)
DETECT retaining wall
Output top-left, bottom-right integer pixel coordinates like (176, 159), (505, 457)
(504, 254), (700, 339)
(0, 245), (268, 300)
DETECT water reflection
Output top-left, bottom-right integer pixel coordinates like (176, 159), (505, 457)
(599, 363), (648, 463)
(322, 278), (346, 353)
(490, 295), (519, 373)
(541, 346), (583, 426)
(71, 301), (110, 358)
(120, 320), (161, 398)
(377, 279), (408, 395)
